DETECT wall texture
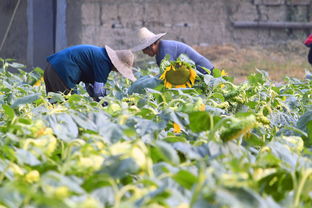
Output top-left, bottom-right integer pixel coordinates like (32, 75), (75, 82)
(0, 0), (27, 64)
(0, 0), (311, 67)
(69, 0), (312, 49)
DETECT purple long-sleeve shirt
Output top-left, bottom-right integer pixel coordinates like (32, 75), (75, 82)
(156, 40), (214, 74)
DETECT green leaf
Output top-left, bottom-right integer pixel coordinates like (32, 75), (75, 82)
(216, 187), (281, 208)
(0, 184), (24, 208)
(189, 111), (212, 133)
(258, 170), (293, 201)
(2, 104), (15, 120)
(47, 113), (78, 142)
(91, 187), (115, 206)
(128, 75), (161, 95)
(163, 136), (187, 143)
(47, 92), (66, 103)
(154, 141), (180, 164)
(297, 111), (312, 136)
(41, 171), (85, 194)
(212, 92), (224, 102)
(213, 68), (221, 78)
(17, 117), (32, 125)
(82, 174), (111, 192)
(219, 114), (257, 142)
(307, 120), (312, 141)
(15, 149), (41, 166)
(172, 170), (197, 190)
(247, 72), (266, 86)
(11, 93), (41, 108)
(97, 157), (139, 179)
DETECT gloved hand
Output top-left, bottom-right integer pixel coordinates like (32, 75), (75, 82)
(85, 83), (95, 97)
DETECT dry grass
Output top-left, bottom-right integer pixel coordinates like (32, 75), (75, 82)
(193, 41), (311, 83)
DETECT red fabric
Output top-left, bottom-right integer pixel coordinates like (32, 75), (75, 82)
(304, 34), (312, 47)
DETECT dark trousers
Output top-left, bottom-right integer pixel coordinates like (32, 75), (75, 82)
(308, 48), (312, 65)
(43, 63), (70, 95)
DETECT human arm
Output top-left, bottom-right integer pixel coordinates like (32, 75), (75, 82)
(93, 81), (107, 97)
(85, 82), (107, 98)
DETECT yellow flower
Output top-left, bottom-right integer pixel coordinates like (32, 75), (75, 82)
(78, 155), (104, 171)
(160, 62), (197, 88)
(33, 77), (44, 87)
(9, 163), (24, 176)
(221, 70), (228, 76)
(199, 103), (206, 111)
(173, 122), (181, 133)
(25, 170), (40, 183)
(54, 186), (70, 199)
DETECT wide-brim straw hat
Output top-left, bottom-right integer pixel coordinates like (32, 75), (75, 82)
(105, 45), (136, 81)
(131, 27), (167, 52)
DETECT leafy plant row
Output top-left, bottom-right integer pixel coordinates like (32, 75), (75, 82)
(0, 58), (311, 208)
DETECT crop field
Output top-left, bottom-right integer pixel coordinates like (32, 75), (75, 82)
(0, 57), (311, 208)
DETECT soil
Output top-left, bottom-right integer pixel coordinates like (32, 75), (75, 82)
(193, 40), (311, 83)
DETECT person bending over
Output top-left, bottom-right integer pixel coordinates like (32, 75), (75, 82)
(131, 27), (214, 74)
(44, 44), (136, 101)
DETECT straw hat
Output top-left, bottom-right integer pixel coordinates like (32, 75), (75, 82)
(105, 45), (136, 81)
(131, 27), (167, 51)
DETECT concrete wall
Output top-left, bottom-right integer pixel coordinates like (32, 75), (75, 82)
(0, 0), (27, 64)
(69, 0), (312, 49)
(0, 0), (311, 67)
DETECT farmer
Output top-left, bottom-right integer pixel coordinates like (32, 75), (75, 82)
(131, 27), (214, 74)
(44, 45), (136, 100)
(304, 34), (312, 65)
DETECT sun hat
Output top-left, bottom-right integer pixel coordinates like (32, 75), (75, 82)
(105, 45), (136, 81)
(131, 27), (167, 52)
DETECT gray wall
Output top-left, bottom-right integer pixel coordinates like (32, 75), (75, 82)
(0, 0), (311, 68)
(0, 0), (27, 64)
(68, 0), (312, 49)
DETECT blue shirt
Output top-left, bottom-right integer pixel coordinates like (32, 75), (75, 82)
(156, 40), (214, 74)
(47, 45), (113, 89)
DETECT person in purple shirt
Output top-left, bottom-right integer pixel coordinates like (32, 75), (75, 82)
(44, 45), (136, 100)
(131, 27), (214, 74)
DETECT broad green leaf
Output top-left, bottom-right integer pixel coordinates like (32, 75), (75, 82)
(189, 111), (212, 133)
(17, 117), (32, 125)
(297, 111), (312, 133)
(212, 68), (221, 78)
(97, 157), (139, 179)
(82, 174), (111, 192)
(172, 170), (197, 190)
(128, 75), (161, 95)
(0, 184), (24, 208)
(41, 171), (85, 194)
(216, 187), (281, 208)
(154, 141), (180, 165)
(11, 93), (41, 108)
(258, 170), (293, 201)
(2, 104), (15, 120)
(15, 149), (41, 166)
(163, 136), (187, 143)
(307, 120), (312, 141)
(91, 187), (115, 206)
(47, 113), (78, 142)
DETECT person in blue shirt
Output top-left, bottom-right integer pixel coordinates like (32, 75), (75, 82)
(131, 27), (214, 74)
(44, 45), (136, 100)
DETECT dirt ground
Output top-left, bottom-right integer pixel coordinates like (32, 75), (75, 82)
(193, 40), (311, 83)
